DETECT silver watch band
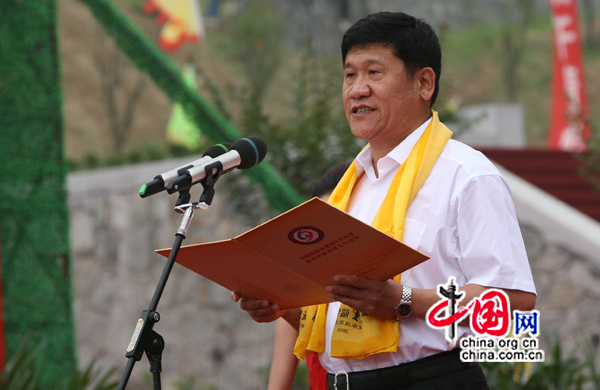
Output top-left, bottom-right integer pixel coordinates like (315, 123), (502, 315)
(401, 285), (412, 304)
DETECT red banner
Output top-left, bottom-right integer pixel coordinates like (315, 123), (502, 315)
(548, 0), (591, 151)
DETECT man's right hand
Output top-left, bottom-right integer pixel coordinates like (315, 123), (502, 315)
(231, 292), (287, 323)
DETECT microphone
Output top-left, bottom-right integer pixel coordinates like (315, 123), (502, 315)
(166, 136), (267, 194)
(139, 143), (232, 198)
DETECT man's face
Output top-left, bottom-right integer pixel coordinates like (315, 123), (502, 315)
(342, 43), (423, 147)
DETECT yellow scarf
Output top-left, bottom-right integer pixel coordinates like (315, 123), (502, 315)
(293, 111), (452, 360)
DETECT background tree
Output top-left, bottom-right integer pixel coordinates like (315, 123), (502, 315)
(495, 0), (535, 102)
(93, 26), (148, 155)
(582, 0), (599, 48)
(227, 0), (284, 103)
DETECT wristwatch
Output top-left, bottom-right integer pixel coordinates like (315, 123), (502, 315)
(395, 285), (412, 320)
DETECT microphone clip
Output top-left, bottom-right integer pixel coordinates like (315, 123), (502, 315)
(198, 160), (225, 206)
(173, 160), (224, 209)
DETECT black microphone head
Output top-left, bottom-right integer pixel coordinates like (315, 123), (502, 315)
(203, 142), (232, 158)
(231, 137), (267, 169)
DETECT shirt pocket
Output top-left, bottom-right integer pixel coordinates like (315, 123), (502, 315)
(400, 218), (427, 283)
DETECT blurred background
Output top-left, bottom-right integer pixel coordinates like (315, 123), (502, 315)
(1, 0), (600, 389)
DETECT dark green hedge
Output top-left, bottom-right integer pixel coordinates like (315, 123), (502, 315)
(0, 0), (77, 387)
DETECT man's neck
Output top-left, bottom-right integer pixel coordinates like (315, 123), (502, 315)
(370, 112), (432, 177)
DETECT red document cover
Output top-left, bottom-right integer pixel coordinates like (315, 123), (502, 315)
(157, 198), (429, 309)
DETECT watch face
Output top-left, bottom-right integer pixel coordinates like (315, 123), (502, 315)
(397, 303), (412, 318)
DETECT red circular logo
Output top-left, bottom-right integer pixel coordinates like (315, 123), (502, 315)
(288, 226), (324, 245)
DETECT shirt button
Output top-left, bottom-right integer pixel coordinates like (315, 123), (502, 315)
(371, 185), (377, 190)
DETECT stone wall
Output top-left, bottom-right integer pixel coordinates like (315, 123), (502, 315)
(527, 232), (600, 350)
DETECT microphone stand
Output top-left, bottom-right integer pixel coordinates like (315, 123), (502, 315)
(117, 161), (225, 390)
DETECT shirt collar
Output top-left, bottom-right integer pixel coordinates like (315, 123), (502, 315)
(355, 117), (433, 179)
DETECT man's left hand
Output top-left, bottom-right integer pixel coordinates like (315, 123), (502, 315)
(325, 275), (403, 319)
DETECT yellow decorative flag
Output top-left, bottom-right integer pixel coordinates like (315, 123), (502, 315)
(143, 0), (205, 51)
(166, 64), (202, 150)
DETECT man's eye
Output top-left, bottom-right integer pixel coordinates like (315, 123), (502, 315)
(346, 73), (355, 79)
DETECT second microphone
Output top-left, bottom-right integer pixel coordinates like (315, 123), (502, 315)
(166, 136), (267, 194)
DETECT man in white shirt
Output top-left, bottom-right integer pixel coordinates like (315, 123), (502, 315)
(234, 11), (536, 389)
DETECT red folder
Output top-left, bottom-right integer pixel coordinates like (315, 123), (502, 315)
(157, 198), (428, 309)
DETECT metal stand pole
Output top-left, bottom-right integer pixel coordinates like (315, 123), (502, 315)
(116, 162), (225, 390)
(117, 201), (198, 390)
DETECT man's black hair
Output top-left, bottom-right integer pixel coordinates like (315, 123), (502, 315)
(341, 12), (442, 106)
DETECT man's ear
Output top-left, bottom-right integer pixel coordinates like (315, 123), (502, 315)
(416, 67), (436, 102)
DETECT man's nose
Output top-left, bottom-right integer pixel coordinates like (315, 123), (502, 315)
(348, 76), (371, 99)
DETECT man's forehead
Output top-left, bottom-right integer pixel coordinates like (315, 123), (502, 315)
(343, 43), (399, 68)
(343, 57), (385, 69)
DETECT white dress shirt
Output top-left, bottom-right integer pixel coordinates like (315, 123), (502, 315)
(319, 118), (537, 373)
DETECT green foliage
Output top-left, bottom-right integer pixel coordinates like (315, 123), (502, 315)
(0, 337), (118, 390)
(291, 361), (310, 390)
(0, 336), (42, 390)
(172, 376), (200, 390)
(61, 361), (119, 390)
(481, 335), (600, 390)
(256, 360), (309, 390)
(524, 338), (588, 390)
(226, 0), (284, 102)
(158, 374), (216, 390)
(495, 0), (536, 102)
(68, 140), (209, 171)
